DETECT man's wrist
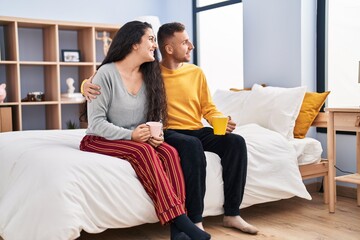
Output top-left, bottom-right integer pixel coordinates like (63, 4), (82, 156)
(80, 79), (88, 96)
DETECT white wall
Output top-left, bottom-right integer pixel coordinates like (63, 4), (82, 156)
(243, 0), (316, 91)
(0, 0), (161, 24)
(0, 0), (193, 40)
(159, 0), (193, 39)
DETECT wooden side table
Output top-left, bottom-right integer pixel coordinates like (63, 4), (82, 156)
(326, 107), (360, 213)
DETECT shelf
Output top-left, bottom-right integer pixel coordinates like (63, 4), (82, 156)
(0, 102), (20, 106)
(0, 61), (17, 64)
(59, 62), (94, 66)
(18, 26), (57, 62)
(335, 173), (360, 185)
(21, 101), (59, 105)
(19, 61), (58, 65)
(94, 28), (118, 62)
(61, 104), (83, 129)
(0, 16), (120, 131)
(61, 100), (86, 104)
(0, 21), (17, 61)
(0, 64), (19, 102)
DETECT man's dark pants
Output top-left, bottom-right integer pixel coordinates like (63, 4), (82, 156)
(164, 127), (248, 223)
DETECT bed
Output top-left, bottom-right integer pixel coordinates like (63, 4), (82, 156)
(0, 84), (332, 240)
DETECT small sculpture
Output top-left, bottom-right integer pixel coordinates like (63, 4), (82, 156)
(0, 83), (6, 103)
(61, 78), (83, 102)
(96, 31), (112, 55)
(66, 78), (75, 94)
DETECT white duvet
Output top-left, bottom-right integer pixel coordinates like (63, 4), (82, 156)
(0, 124), (311, 240)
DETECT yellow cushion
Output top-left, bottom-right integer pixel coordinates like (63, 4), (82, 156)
(230, 84), (266, 92)
(294, 91), (330, 139)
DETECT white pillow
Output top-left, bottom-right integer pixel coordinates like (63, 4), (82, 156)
(236, 84), (306, 139)
(212, 89), (251, 121)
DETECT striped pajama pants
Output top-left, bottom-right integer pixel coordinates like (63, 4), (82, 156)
(80, 135), (186, 225)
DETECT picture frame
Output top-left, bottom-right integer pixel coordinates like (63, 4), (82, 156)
(62, 50), (81, 62)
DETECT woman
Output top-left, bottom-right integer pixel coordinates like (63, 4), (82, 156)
(79, 21), (210, 240)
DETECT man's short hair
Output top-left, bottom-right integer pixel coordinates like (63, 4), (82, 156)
(157, 22), (185, 53)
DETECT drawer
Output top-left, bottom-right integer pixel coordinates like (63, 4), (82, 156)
(0, 107), (13, 132)
(333, 112), (360, 131)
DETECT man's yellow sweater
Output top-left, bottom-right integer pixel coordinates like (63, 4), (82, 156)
(161, 63), (222, 130)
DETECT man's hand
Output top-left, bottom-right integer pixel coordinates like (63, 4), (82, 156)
(82, 75), (101, 102)
(131, 124), (151, 142)
(226, 117), (236, 133)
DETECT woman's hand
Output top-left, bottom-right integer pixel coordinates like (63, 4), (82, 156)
(131, 124), (151, 142)
(148, 134), (164, 148)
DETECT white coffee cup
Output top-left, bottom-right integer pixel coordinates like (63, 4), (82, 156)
(146, 121), (163, 138)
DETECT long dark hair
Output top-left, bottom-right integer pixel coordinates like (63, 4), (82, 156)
(80, 21), (167, 126)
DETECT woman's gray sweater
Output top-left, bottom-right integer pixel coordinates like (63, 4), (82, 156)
(86, 62), (147, 140)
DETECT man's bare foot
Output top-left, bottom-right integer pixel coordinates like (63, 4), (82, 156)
(223, 215), (259, 235)
(195, 222), (205, 231)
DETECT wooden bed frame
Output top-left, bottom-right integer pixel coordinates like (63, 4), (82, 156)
(299, 112), (335, 213)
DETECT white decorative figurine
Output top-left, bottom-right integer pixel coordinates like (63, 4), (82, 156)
(0, 83), (7, 103)
(61, 78), (84, 102)
(66, 77), (75, 94)
(96, 31), (112, 55)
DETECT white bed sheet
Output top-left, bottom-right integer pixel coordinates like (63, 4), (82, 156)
(0, 124), (311, 240)
(290, 137), (323, 165)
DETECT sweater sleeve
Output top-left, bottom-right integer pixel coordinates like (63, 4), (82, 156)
(86, 67), (133, 140)
(199, 71), (223, 126)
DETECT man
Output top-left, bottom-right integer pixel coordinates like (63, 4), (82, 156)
(82, 22), (258, 235)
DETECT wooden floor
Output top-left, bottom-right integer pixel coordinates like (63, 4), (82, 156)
(78, 192), (360, 240)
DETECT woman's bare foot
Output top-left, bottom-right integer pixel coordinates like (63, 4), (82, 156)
(195, 222), (205, 231)
(223, 215), (259, 235)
